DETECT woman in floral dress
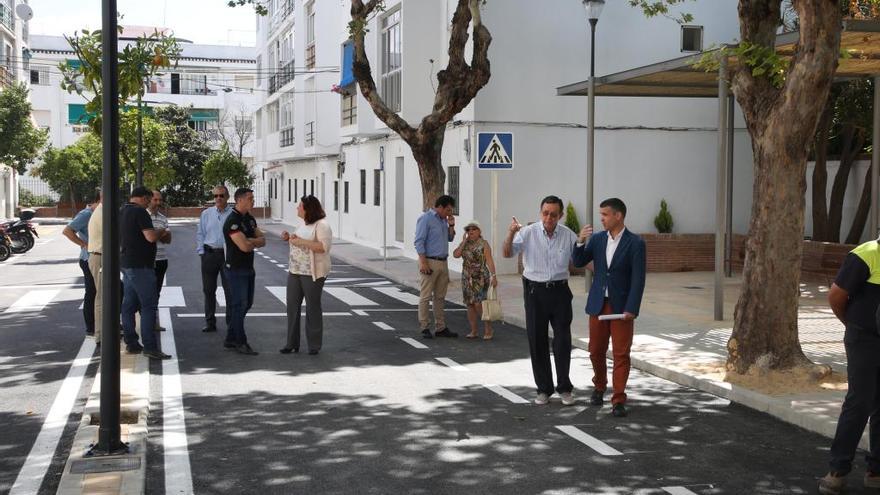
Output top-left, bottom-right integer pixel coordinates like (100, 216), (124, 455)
(452, 220), (498, 340)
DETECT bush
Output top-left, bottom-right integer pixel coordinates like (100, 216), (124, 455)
(564, 201), (581, 234)
(19, 189), (56, 207)
(654, 199), (674, 233)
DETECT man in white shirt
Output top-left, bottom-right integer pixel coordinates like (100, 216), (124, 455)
(503, 195), (579, 406)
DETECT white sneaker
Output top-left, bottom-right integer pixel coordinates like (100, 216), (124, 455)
(561, 392), (575, 406)
(534, 393), (550, 405)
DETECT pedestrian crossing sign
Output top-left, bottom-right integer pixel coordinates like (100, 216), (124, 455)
(477, 132), (514, 170)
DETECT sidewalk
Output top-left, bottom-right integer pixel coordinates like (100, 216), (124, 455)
(261, 221), (860, 449)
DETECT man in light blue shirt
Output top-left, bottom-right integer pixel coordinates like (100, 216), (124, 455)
(62, 189), (101, 336)
(414, 194), (457, 339)
(196, 185), (233, 333)
(503, 195), (578, 406)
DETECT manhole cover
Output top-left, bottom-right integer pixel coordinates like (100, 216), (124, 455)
(682, 286), (703, 290)
(70, 457), (140, 474)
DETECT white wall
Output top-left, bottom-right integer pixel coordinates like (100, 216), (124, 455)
(805, 159), (873, 243)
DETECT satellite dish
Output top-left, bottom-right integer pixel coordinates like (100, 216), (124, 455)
(15, 3), (33, 21)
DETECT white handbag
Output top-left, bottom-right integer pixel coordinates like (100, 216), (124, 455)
(481, 285), (503, 322)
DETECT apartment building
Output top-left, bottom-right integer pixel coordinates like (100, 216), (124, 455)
(27, 31), (260, 170)
(253, 0), (743, 273)
(0, 0), (30, 219)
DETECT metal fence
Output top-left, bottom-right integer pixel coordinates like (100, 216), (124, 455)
(18, 177), (61, 204)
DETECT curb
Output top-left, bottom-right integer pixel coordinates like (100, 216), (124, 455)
(57, 351), (150, 495)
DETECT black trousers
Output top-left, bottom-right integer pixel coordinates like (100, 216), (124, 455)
(523, 278), (573, 396)
(201, 250), (230, 328)
(829, 326), (880, 475)
(155, 259), (168, 296)
(79, 259), (96, 333)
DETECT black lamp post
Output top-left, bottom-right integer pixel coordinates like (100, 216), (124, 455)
(582, 0), (604, 290)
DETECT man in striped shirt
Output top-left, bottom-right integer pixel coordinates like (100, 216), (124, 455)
(148, 190), (172, 331)
(503, 195), (578, 406)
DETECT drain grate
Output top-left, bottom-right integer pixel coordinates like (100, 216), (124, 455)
(70, 457), (141, 474)
(682, 286), (703, 290)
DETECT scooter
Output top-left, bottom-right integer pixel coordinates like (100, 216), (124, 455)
(0, 226), (11, 262)
(1, 209), (38, 254)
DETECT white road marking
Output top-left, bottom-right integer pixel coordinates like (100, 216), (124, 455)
(435, 357), (468, 371)
(159, 308), (194, 495)
(555, 425), (623, 456)
(266, 286), (305, 306)
(372, 322), (394, 331)
(325, 277), (385, 284)
(9, 338), (95, 494)
(159, 286), (186, 307)
(373, 287), (420, 305)
(399, 337), (429, 349)
(5, 289), (60, 313)
(352, 309), (368, 316)
(346, 308), (467, 313)
(351, 281), (392, 287)
(662, 488), (699, 495)
(0, 284), (83, 290)
(324, 287), (379, 306)
(175, 312), (350, 317)
(215, 287), (226, 307)
(484, 384), (530, 404)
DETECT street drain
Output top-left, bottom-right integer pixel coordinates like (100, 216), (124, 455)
(70, 457), (140, 474)
(683, 286), (704, 290)
(89, 411), (139, 425)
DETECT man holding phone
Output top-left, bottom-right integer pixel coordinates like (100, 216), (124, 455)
(414, 195), (458, 339)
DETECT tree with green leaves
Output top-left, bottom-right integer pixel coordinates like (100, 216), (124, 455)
(59, 26), (181, 135)
(0, 84), (48, 175)
(32, 134), (102, 207)
(203, 145), (254, 190)
(154, 105), (212, 206)
(118, 109), (173, 189)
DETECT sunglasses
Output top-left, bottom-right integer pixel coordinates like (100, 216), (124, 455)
(214, 194), (227, 198)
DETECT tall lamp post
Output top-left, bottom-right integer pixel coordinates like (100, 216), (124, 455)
(583, 0), (604, 291)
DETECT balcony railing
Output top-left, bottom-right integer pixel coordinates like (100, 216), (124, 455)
(268, 62), (295, 96)
(0, 3), (13, 32)
(280, 127), (295, 148)
(304, 121), (315, 147)
(305, 43), (316, 70)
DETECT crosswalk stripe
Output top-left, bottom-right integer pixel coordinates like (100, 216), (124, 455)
(176, 312), (351, 317)
(325, 277), (385, 284)
(435, 357), (468, 371)
(373, 287), (419, 305)
(324, 287), (378, 306)
(399, 337), (428, 349)
(372, 322), (394, 330)
(159, 308), (194, 494)
(159, 286), (186, 307)
(555, 425), (623, 456)
(5, 290), (60, 313)
(662, 488), (699, 495)
(484, 384), (530, 404)
(215, 287), (226, 307)
(266, 286), (287, 304)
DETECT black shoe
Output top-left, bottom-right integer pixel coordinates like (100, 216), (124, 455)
(126, 344), (144, 354)
(144, 349), (172, 360)
(85, 330), (95, 336)
(590, 389), (605, 406)
(434, 328), (458, 338)
(155, 326), (166, 332)
(308, 350), (319, 355)
(611, 403), (628, 417)
(280, 347), (299, 354)
(236, 344), (258, 355)
(202, 326), (217, 333)
(223, 341), (237, 349)
(421, 328), (433, 339)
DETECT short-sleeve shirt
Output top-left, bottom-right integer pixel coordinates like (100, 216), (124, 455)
(68, 207), (92, 261)
(511, 222), (577, 282)
(87, 203), (103, 254)
(836, 247), (880, 335)
(150, 210), (169, 261)
(223, 208), (257, 270)
(120, 203), (156, 269)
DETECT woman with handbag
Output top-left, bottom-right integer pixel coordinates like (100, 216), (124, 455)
(453, 220), (498, 340)
(280, 195), (332, 355)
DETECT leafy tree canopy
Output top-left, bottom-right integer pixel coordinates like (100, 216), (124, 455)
(0, 84), (48, 174)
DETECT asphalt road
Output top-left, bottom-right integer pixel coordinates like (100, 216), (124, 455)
(2, 221), (875, 494)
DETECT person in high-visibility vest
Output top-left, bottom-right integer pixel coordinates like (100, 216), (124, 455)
(819, 240), (880, 495)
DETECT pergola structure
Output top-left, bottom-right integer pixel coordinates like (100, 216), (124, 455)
(557, 19), (880, 320)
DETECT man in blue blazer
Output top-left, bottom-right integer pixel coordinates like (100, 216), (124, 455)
(572, 198), (646, 418)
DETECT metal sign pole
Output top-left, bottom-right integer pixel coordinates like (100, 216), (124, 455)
(380, 146), (386, 268)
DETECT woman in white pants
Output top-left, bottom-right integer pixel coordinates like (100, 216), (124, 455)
(280, 195), (332, 355)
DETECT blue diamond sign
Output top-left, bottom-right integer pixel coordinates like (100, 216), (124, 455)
(477, 132), (513, 170)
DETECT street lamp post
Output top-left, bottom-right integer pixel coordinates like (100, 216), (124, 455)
(582, 0), (604, 292)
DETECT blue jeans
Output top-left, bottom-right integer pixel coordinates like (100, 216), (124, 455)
(225, 268), (255, 346)
(121, 267), (159, 352)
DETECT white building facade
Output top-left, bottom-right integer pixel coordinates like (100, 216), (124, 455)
(0, 0), (30, 219)
(254, 1), (749, 274)
(27, 33), (260, 172)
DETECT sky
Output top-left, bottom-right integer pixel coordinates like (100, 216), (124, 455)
(28, 0), (257, 46)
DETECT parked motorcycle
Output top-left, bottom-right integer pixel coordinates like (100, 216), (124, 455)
(0, 226), (11, 262)
(1, 209), (38, 254)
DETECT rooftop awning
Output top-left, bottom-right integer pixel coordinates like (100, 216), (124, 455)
(557, 19), (880, 99)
